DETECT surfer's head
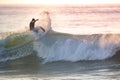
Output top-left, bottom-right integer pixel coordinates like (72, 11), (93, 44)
(32, 18), (35, 21)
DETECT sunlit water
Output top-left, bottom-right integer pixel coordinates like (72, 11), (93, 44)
(0, 5), (120, 34)
(0, 4), (120, 80)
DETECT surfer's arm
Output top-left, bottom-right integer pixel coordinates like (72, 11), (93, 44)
(35, 19), (39, 21)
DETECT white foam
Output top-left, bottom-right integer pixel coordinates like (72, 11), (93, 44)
(31, 11), (51, 40)
(34, 34), (120, 63)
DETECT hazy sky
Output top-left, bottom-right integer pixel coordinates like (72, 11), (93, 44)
(0, 0), (120, 5)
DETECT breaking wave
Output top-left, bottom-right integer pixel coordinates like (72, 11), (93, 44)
(0, 32), (34, 62)
(1, 31), (120, 63)
(34, 31), (120, 63)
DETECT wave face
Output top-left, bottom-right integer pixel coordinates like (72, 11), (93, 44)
(1, 31), (120, 63)
(34, 31), (120, 63)
(0, 33), (34, 62)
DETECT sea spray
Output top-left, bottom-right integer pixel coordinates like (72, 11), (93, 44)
(34, 32), (120, 63)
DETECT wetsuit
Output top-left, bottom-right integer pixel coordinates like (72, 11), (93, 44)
(29, 20), (36, 31)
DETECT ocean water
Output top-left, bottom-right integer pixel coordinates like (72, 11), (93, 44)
(0, 4), (120, 80)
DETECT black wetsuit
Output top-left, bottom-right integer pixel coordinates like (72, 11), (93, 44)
(29, 20), (36, 31)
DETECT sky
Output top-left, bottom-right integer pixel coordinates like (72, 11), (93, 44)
(0, 0), (120, 5)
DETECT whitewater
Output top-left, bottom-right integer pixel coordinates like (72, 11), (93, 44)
(0, 4), (120, 80)
(1, 30), (120, 63)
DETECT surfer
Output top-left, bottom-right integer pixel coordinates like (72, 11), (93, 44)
(29, 18), (45, 32)
(29, 18), (39, 31)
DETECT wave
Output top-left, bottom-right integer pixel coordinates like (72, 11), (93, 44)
(34, 31), (120, 63)
(0, 32), (34, 62)
(0, 11), (51, 62)
(1, 30), (120, 63)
